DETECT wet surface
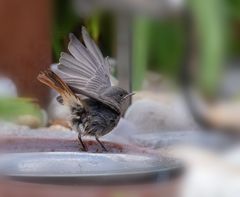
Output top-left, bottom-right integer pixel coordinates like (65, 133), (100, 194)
(0, 137), (133, 154)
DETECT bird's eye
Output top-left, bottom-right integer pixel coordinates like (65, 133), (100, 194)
(120, 94), (123, 97)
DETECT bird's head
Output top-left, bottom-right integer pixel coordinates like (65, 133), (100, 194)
(103, 86), (135, 112)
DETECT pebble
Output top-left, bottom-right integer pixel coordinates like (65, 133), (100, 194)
(125, 97), (199, 133)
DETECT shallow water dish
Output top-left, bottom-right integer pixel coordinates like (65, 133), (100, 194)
(0, 152), (182, 185)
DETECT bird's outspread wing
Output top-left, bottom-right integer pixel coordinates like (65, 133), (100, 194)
(54, 27), (120, 113)
(55, 27), (111, 95)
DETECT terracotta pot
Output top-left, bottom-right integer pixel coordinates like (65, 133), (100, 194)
(0, 179), (180, 197)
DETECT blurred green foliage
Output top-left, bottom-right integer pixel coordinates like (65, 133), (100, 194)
(0, 98), (42, 122)
(53, 0), (79, 61)
(227, 0), (240, 19)
(132, 17), (185, 90)
(226, 0), (240, 59)
(148, 18), (185, 78)
(190, 0), (226, 97)
(132, 17), (150, 90)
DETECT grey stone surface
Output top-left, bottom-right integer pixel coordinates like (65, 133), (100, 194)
(130, 131), (235, 150)
(125, 98), (199, 133)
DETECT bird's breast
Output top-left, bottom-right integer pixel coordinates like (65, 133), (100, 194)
(71, 100), (120, 137)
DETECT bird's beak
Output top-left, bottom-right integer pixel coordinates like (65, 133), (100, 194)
(123, 92), (135, 100)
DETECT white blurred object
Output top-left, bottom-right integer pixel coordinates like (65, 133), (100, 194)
(47, 96), (71, 121)
(0, 76), (17, 97)
(224, 146), (240, 167)
(174, 146), (240, 197)
(125, 97), (199, 132)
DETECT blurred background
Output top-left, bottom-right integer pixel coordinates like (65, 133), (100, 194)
(0, 0), (239, 131)
(0, 0), (239, 196)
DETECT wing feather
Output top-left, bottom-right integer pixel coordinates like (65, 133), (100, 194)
(56, 27), (111, 95)
(82, 27), (105, 66)
(60, 52), (95, 73)
(68, 33), (98, 69)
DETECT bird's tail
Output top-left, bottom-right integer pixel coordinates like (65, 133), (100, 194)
(37, 69), (81, 106)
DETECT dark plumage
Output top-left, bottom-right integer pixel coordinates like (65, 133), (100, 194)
(38, 27), (134, 151)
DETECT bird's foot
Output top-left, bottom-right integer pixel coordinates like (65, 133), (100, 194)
(95, 136), (108, 152)
(101, 145), (108, 152)
(78, 135), (88, 152)
(79, 146), (88, 152)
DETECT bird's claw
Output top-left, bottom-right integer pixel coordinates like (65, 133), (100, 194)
(79, 146), (88, 152)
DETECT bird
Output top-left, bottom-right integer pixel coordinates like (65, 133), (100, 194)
(37, 27), (134, 151)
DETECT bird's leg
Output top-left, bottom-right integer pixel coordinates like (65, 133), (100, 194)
(78, 133), (87, 151)
(95, 135), (107, 152)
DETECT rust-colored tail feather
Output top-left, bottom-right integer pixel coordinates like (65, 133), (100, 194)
(37, 69), (80, 106)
